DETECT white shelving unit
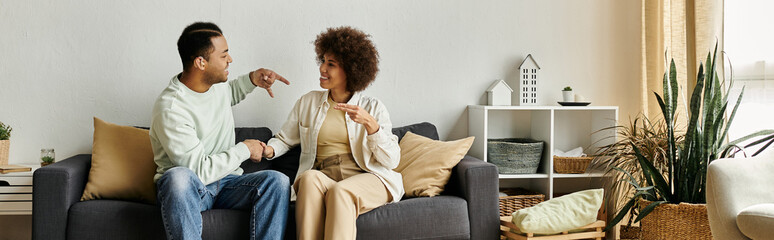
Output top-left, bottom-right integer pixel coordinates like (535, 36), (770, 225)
(0, 164), (38, 215)
(468, 105), (617, 199)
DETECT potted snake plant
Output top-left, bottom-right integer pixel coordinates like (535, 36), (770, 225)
(599, 43), (774, 239)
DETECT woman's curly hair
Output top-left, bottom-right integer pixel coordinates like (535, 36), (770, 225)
(314, 26), (379, 93)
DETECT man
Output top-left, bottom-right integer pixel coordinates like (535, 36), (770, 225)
(150, 22), (290, 240)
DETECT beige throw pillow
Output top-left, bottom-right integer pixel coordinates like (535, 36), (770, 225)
(511, 189), (604, 234)
(395, 132), (474, 197)
(81, 117), (157, 204)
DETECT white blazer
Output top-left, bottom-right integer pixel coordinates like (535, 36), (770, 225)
(267, 90), (404, 202)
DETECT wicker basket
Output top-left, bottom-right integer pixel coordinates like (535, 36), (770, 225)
(488, 138), (543, 174)
(639, 200), (713, 240)
(619, 225), (641, 239)
(553, 156), (593, 174)
(498, 188), (545, 217)
(0, 140), (9, 166)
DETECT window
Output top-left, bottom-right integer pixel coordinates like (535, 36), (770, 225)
(532, 69), (536, 73)
(724, 1), (774, 154)
(532, 74), (536, 79)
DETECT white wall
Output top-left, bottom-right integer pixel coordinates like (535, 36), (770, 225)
(0, 0), (641, 165)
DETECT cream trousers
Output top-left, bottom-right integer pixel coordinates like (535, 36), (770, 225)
(293, 154), (391, 240)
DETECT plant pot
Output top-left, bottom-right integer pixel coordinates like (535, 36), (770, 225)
(0, 140), (9, 165)
(639, 200), (713, 240)
(40, 162), (53, 167)
(562, 90), (574, 102)
(619, 225), (641, 239)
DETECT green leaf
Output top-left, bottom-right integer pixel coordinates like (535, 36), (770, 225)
(662, 70), (671, 119)
(613, 166), (641, 189)
(722, 53), (735, 105)
(605, 193), (640, 232)
(744, 134), (774, 148)
(632, 143), (672, 202)
(723, 129), (774, 151)
(670, 59), (678, 118)
(636, 186), (655, 192)
(707, 103), (727, 156)
(753, 138), (774, 156)
(684, 63), (705, 152)
(719, 86), (745, 148)
(655, 93), (670, 124)
(634, 200), (667, 222)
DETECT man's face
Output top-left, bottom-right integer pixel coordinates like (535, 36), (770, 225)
(203, 36), (232, 84)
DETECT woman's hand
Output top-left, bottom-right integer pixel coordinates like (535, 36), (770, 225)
(261, 142), (275, 159)
(334, 103), (380, 135)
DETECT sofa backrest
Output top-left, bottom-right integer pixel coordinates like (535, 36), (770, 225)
(238, 122), (439, 180)
(392, 122), (438, 141)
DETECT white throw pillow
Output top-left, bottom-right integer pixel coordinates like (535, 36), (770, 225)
(511, 189), (603, 234)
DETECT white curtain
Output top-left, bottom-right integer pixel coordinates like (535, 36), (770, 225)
(640, 0), (724, 123)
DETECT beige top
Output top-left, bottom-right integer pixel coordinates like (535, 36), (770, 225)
(267, 90), (403, 203)
(316, 97), (352, 161)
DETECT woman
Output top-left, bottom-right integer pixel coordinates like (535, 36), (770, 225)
(262, 26), (402, 240)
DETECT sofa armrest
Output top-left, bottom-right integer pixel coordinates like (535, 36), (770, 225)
(448, 155), (499, 240)
(33, 154), (92, 240)
(707, 156), (774, 240)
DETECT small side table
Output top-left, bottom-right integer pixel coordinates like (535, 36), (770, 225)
(0, 164), (39, 215)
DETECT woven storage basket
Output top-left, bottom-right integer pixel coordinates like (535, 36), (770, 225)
(639, 200), (713, 240)
(487, 138), (543, 174)
(619, 225), (641, 239)
(498, 188), (544, 217)
(0, 140), (9, 166)
(553, 156), (593, 174)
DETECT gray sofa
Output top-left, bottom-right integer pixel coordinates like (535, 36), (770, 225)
(32, 122), (499, 240)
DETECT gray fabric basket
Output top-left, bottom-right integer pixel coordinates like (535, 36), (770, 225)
(487, 138), (543, 174)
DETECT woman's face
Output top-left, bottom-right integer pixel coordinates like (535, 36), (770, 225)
(319, 52), (347, 92)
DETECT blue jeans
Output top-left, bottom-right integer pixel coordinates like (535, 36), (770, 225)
(156, 167), (290, 240)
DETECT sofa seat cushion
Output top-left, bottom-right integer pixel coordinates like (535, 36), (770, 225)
(67, 200), (249, 240)
(737, 203), (774, 239)
(356, 195), (470, 240)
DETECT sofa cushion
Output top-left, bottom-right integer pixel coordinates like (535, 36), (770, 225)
(392, 122), (439, 141)
(81, 117), (157, 204)
(357, 195), (470, 240)
(737, 203), (774, 239)
(511, 189), (603, 234)
(67, 200), (165, 239)
(68, 200), (251, 240)
(395, 132), (474, 197)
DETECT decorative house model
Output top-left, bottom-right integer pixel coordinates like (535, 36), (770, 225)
(517, 54), (541, 105)
(486, 79), (513, 106)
